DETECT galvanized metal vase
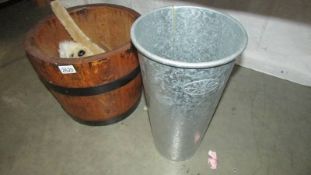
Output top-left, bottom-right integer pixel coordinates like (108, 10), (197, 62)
(131, 6), (248, 161)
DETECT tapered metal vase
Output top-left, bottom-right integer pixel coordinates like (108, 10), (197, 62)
(131, 6), (248, 161)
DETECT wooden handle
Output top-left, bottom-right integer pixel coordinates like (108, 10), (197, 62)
(50, 0), (106, 54)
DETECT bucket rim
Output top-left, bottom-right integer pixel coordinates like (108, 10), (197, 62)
(130, 5), (248, 68)
(24, 4), (140, 65)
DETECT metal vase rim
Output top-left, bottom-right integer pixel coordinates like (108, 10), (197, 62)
(130, 5), (248, 69)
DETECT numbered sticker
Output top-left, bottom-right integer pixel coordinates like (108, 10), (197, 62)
(58, 65), (77, 74)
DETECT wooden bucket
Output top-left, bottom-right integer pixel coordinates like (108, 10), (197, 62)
(24, 4), (142, 125)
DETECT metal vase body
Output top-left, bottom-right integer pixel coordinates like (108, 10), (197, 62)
(131, 6), (248, 161)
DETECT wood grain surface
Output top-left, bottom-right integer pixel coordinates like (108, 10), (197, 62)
(24, 4), (142, 125)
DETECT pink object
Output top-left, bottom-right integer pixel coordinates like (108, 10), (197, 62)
(208, 150), (218, 170)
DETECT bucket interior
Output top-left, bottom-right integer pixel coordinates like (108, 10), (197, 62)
(28, 5), (138, 59)
(132, 6), (247, 64)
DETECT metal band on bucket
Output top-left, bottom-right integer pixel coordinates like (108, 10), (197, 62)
(42, 66), (140, 96)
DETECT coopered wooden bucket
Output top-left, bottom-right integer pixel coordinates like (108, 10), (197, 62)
(24, 4), (142, 125)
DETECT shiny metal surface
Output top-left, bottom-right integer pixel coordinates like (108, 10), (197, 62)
(131, 6), (248, 161)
